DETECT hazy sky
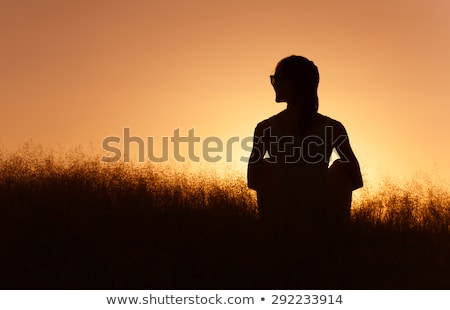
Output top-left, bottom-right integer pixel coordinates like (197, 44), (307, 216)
(1, 0), (449, 185)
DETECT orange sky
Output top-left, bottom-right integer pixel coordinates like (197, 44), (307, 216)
(1, 0), (450, 186)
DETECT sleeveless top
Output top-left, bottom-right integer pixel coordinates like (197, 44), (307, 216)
(251, 113), (344, 226)
(259, 113), (337, 185)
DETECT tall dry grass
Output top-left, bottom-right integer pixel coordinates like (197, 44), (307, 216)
(353, 176), (450, 233)
(0, 142), (449, 289)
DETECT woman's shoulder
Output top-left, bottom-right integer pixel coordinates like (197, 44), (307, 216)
(316, 113), (345, 129)
(316, 113), (338, 124)
(255, 110), (287, 130)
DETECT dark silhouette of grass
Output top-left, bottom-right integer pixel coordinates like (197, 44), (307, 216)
(0, 142), (449, 289)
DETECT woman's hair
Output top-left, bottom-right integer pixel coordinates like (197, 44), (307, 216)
(276, 55), (319, 134)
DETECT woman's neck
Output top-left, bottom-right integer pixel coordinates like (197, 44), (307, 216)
(286, 101), (303, 112)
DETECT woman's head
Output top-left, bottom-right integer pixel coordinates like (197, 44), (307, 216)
(272, 55), (319, 110)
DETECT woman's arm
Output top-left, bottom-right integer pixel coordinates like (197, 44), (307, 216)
(332, 122), (363, 190)
(247, 123), (270, 190)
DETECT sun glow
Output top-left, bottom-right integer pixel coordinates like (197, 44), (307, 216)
(1, 0), (449, 186)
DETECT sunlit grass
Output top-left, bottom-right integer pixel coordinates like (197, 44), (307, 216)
(353, 176), (450, 233)
(0, 142), (449, 289)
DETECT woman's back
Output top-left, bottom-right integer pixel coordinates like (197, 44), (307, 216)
(252, 113), (345, 234)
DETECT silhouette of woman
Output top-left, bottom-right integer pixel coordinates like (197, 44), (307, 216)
(248, 55), (363, 238)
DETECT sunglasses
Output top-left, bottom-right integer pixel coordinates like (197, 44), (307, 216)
(270, 75), (287, 86)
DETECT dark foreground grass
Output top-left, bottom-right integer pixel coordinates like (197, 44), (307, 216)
(0, 144), (449, 289)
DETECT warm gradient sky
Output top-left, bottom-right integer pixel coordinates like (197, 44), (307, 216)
(1, 0), (450, 185)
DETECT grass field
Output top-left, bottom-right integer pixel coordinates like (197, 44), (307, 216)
(1, 143), (449, 289)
